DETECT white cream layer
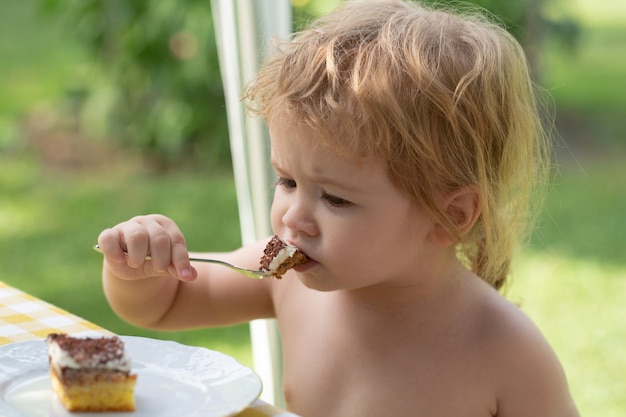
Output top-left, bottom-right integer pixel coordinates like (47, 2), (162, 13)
(268, 245), (297, 272)
(48, 339), (131, 372)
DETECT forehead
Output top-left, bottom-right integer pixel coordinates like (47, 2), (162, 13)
(269, 121), (386, 186)
(266, 105), (372, 157)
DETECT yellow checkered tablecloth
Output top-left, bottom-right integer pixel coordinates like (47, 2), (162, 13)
(0, 281), (299, 417)
(0, 281), (111, 344)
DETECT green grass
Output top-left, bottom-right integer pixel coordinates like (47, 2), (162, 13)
(530, 156), (626, 266)
(511, 252), (626, 417)
(509, 155), (626, 417)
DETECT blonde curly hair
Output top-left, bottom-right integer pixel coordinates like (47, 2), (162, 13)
(244, 0), (551, 290)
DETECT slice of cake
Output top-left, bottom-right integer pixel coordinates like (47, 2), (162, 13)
(259, 235), (309, 279)
(46, 333), (137, 412)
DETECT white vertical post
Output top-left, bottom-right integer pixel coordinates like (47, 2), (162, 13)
(211, 0), (291, 407)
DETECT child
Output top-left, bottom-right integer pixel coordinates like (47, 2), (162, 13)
(97, 0), (579, 415)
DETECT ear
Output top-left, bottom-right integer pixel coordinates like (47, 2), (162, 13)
(429, 187), (481, 247)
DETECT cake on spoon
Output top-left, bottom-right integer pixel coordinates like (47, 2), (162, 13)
(259, 235), (309, 279)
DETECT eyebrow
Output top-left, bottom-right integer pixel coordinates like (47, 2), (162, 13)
(312, 174), (363, 193)
(271, 158), (364, 193)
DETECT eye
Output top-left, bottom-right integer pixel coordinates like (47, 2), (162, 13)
(275, 177), (296, 189)
(321, 192), (353, 208)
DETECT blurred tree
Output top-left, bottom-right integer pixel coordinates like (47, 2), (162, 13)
(42, 0), (229, 171)
(423, 0), (579, 79)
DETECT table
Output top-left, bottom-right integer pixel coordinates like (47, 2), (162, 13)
(0, 281), (298, 417)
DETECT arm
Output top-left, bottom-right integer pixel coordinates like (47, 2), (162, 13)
(98, 214), (275, 330)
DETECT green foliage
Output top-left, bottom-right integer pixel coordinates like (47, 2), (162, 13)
(428, 0), (581, 54)
(0, 1), (88, 150)
(41, 0), (230, 170)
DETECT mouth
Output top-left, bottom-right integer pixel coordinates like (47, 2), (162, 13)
(287, 242), (316, 272)
(292, 258), (316, 273)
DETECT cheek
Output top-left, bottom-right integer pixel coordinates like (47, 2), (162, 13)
(333, 213), (423, 270)
(322, 238), (406, 286)
(270, 189), (293, 234)
(269, 198), (283, 233)
(323, 228), (390, 270)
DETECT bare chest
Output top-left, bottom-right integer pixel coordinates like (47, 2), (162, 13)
(277, 296), (496, 417)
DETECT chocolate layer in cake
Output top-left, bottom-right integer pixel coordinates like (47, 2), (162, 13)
(259, 235), (309, 279)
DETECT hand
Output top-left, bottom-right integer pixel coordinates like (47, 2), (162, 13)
(97, 214), (197, 281)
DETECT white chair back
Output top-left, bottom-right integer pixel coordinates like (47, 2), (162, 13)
(211, 0), (292, 407)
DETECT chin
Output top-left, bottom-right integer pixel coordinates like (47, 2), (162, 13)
(296, 271), (337, 292)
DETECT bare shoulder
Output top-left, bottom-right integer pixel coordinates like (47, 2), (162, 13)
(473, 283), (579, 417)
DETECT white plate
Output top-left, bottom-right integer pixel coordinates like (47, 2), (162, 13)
(0, 336), (262, 417)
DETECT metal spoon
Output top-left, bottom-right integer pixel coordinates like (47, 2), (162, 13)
(93, 244), (270, 279)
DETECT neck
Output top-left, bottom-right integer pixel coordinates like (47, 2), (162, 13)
(342, 254), (470, 315)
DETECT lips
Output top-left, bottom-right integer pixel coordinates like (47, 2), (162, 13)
(286, 242), (316, 271)
(292, 258), (316, 272)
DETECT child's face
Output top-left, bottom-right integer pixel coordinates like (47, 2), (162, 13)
(269, 123), (437, 291)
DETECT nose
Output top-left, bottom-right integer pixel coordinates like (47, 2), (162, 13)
(276, 196), (319, 238)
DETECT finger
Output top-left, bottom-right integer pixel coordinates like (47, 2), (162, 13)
(148, 232), (172, 273)
(97, 228), (128, 264)
(158, 220), (194, 281)
(119, 223), (150, 268)
(139, 215), (184, 273)
(168, 264), (197, 282)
